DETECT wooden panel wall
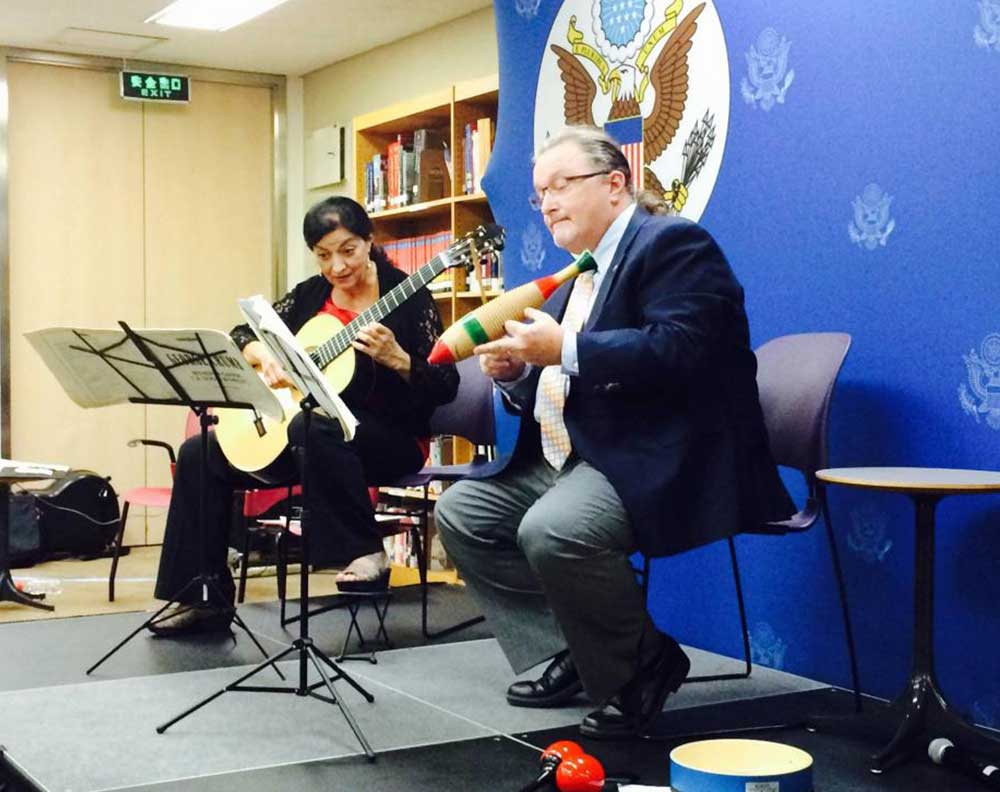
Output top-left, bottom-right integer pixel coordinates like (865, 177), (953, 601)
(142, 80), (274, 543)
(7, 63), (274, 546)
(8, 62), (146, 541)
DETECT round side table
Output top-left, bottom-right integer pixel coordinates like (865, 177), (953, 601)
(815, 467), (1000, 773)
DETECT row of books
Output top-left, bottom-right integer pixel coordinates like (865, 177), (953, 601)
(382, 231), (454, 277)
(462, 117), (494, 195)
(363, 128), (452, 213)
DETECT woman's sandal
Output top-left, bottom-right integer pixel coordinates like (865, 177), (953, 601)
(335, 551), (391, 592)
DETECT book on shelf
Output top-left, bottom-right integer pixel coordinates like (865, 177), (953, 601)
(475, 117), (493, 194)
(365, 153), (388, 213)
(387, 132), (414, 209)
(460, 117), (495, 196)
(463, 123), (474, 195)
(382, 231), (454, 278)
(401, 149), (417, 206)
(410, 127), (450, 204)
(387, 139), (401, 208)
(414, 127), (446, 153)
(416, 148), (450, 203)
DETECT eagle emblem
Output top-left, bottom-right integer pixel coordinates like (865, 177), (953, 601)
(750, 621), (787, 670)
(847, 506), (893, 564)
(740, 27), (795, 111)
(542, 0), (724, 216)
(849, 183), (896, 250)
(975, 0), (1000, 51)
(515, 0), (542, 21)
(520, 223), (546, 272)
(959, 332), (1000, 430)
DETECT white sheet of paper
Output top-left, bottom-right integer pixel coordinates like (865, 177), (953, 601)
(238, 296), (358, 441)
(618, 786), (672, 791)
(0, 457), (71, 480)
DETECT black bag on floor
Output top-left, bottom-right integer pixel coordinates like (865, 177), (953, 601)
(7, 470), (119, 565)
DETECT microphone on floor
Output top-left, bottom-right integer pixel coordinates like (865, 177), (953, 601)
(518, 753), (562, 792)
(928, 737), (1000, 789)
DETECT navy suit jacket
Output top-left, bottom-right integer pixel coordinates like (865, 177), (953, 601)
(476, 208), (794, 557)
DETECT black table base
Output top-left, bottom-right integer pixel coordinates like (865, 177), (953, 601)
(810, 490), (1000, 773)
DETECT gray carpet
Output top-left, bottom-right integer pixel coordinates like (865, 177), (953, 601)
(0, 637), (822, 791)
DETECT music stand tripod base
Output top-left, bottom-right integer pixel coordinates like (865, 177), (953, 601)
(156, 399), (377, 761)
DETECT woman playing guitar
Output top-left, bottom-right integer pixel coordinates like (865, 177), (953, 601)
(150, 196), (459, 635)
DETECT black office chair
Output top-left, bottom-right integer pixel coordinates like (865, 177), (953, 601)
(639, 332), (860, 713)
(393, 355), (496, 639)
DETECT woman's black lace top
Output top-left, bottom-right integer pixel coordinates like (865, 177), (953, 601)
(231, 265), (459, 437)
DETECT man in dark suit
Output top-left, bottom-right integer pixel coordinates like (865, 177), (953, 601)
(434, 126), (793, 738)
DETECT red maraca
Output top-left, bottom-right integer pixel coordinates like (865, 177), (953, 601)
(556, 753), (605, 792)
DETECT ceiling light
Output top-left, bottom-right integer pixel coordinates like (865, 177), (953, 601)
(145, 0), (292, 32)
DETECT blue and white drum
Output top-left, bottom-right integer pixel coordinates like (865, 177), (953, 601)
(669, 739), (813, 792)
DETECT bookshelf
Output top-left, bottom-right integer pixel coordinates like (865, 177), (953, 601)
(353, 74), (499, 477)
(353, 76), (499, 576)
(354, 74), (499, 334)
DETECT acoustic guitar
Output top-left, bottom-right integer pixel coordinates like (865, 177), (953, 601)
(215, 223), (505, 473)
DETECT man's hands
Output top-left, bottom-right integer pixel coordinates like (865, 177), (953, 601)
(474, 308), (564, 377)
(478, 351), (527, 382)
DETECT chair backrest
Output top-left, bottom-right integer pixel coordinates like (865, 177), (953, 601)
(754, 333), (851, 479)
(428, 356), (496, 446)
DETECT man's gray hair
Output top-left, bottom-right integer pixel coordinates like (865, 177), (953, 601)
(534, 126), (634, 194)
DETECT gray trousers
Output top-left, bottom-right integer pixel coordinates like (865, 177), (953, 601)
(434, 452), (661, 703)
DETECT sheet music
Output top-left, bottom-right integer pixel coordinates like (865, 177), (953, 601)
(239, 296), (359, 441)
(26, 327), (283, 420)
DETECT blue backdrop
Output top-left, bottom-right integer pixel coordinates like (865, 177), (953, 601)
(483, 0), (1000, 725)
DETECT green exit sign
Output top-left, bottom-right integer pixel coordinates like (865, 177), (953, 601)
(120, 71), (190, 103)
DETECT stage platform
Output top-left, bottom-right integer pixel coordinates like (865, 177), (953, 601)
(0, 586), (986, 791)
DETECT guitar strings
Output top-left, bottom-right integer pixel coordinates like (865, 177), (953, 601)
(310, 232), (496, 368)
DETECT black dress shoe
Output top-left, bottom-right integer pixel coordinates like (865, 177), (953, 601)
(580, 634), (690, 739)
(506, 650), (583, 708)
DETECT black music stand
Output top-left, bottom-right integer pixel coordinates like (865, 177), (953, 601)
(27, 322), (283, 676)
(156, 306), (375, 758)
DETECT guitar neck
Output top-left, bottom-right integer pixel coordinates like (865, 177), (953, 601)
(312, 253), (452, 368)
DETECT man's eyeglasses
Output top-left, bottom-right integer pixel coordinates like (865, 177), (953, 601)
(529, 170), (611, 210)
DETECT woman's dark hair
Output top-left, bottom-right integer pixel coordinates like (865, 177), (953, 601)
(302, 195), (393, 268)
(303, 196), (373, 249)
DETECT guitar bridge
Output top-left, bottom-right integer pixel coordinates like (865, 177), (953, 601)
(253, 414), (266, 438)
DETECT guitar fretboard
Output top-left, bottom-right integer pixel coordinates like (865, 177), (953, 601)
(310, 250), (453, 369)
